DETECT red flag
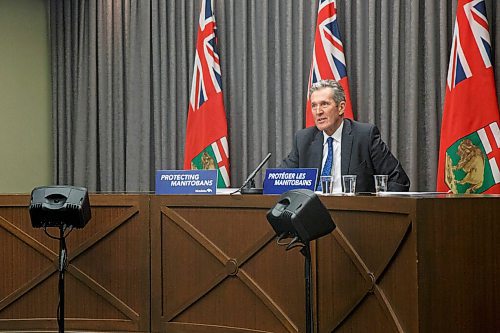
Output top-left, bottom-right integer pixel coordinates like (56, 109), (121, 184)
(437, 0), (500, 193)
(305, 0), (354, 127)
(184, 0), (230, 187)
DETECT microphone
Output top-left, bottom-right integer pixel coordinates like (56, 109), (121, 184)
(237, 153), (272, 194)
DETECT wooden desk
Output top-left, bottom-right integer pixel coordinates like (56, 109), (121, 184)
(0, 194), (499, 332)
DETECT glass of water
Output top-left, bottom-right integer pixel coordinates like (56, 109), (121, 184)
(320, 175), (333, 194)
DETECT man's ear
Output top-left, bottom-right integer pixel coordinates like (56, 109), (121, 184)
(338, 101), (346, 115)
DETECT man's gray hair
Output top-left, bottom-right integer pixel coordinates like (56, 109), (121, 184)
(309, 79), (346, 105)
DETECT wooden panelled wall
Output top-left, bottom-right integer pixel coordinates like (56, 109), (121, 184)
(0, 194), (499, 333)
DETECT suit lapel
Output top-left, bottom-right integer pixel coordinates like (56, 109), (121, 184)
(310, 129), (324, 171)
(341, 119), (353, 175)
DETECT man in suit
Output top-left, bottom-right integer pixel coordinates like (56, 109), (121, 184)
(281, 80), (410, 192)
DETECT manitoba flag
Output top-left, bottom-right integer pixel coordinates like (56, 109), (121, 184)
(305, 0), (354, 127)
(184, 0), (230, 188)
(437, 0), (500, 194)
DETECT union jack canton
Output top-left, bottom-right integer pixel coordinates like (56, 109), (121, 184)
(306, 0), (354, 127)
(447, 0), (493, 89)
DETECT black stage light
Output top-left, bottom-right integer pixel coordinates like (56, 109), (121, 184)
(266, 188), (335, 244)
(29, 186), (91, 229)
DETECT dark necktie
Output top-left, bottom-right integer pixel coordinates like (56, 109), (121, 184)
(318, 137), (334, 191)
(321, 137), (334, 177)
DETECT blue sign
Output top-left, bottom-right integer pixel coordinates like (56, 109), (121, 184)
(263, 168), (318, 195)
(155, 170), (218, 195)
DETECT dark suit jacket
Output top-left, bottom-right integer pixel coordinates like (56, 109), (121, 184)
(280, 119), (410, 192)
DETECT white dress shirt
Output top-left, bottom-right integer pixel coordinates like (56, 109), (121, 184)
(320, 122), (343, 192)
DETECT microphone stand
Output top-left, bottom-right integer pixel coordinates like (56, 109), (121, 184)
(241, 179), (262, 194)
(238, 153), (272, 194)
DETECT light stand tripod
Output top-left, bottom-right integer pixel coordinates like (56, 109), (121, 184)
(300, 243), (314, 333)
(57, 225), (68, 333)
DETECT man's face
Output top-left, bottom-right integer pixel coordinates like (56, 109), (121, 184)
(310, 88), (345, 136)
